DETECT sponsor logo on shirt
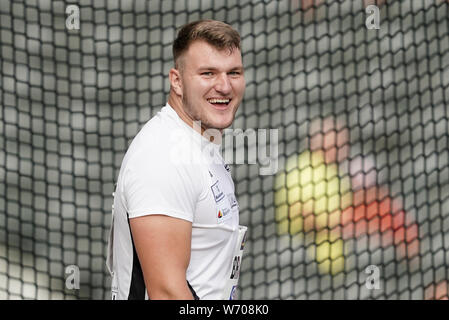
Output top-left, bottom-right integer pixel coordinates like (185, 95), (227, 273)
(240, 230), (247, 250)
(230, 256), (241, 280)
(217, 207), (231, 220)
(229, 285), (237, 300)
(111, 285), (118, 300)
(227, 193), (238, 210)
(211, 180), (225, 202)
(224, 163), (231, 173)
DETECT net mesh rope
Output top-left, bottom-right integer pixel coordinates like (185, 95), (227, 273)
(0, 0), (448, 299)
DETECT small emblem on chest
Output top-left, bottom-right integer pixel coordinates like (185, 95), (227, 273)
(211, 180), (225, 202)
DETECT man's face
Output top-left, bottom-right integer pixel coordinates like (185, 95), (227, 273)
(178, 40), (245, 131)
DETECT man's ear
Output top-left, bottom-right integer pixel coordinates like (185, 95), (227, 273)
(169, 68), (183, 96)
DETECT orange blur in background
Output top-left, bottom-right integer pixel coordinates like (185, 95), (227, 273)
(309, 117), (419, 260)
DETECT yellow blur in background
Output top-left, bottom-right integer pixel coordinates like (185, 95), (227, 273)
(274, 150), (352, 275)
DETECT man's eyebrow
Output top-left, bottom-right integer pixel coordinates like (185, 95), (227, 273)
(229, 66), (244, 71)
(197, 66), (244, 71)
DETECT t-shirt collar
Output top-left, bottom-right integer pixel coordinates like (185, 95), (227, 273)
(163, 103), (222, 152)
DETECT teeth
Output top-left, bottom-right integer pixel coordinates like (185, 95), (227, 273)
(208, 98), (230, 104)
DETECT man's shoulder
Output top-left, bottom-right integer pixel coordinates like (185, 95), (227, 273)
(122, 108), (204, 172)
(127, 106), (179, 149)
(138, 105), (177, 136)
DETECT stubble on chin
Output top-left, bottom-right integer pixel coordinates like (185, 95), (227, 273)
(203, 106), (238, 131)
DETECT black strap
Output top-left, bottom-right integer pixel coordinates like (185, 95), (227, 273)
(187, 281), (200, 300)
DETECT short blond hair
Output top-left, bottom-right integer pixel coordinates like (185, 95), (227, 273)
(173, 19), (241, 69)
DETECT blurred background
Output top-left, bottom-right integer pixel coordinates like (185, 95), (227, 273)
(0, 0), (448, 299)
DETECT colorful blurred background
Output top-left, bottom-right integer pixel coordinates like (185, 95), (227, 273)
(0, 0), (448, 299)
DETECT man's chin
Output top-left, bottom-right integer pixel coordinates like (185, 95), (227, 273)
(203, 117), (234, 131)
(212, 106), (240, 129)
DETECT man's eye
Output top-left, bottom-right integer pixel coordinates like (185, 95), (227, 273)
(228, 71), (241, 76)
(201, 72), (213, 76)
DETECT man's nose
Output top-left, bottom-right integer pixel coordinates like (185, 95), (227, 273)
(214, 73), (232, 95)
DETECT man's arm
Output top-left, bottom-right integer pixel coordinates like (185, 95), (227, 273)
(129, 214), (194, 299)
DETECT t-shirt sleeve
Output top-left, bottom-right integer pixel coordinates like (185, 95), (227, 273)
(122, 152), (204, 222)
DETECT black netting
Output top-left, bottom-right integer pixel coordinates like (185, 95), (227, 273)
(0, 0), (448, 299)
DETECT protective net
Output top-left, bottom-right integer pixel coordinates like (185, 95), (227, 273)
(0, 0), (448, 300)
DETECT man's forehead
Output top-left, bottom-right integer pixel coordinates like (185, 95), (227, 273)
(184, 40), (242, 69)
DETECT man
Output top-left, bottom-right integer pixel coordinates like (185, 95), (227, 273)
(106, 20), (247, 300)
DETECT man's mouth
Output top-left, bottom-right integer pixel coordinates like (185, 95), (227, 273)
(206, 98), (232, 109)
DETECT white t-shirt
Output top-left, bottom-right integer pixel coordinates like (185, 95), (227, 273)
(106, 103), (245, 300)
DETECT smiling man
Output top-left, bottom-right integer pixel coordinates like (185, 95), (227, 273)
(106, 20), (247, 300)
